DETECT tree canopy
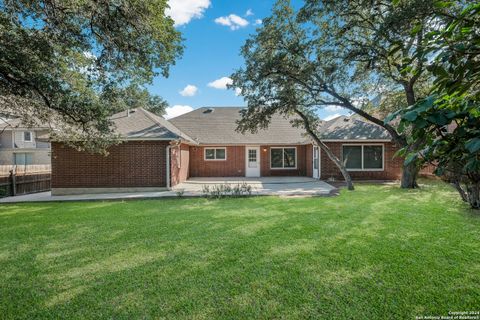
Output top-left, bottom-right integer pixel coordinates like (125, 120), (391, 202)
(0, 0), (182, 151)
(391, 2), (480, 209)
(232, 0), (467, 189)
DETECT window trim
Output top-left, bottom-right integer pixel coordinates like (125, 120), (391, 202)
(342, 144), (384, 171)
(270, 147), (297, 170)
(204, 147), (227, 161)
(23, 131), (33, 142)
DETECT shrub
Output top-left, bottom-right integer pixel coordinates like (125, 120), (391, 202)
(201, 183), (254, 199)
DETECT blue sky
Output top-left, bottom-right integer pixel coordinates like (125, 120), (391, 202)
(151, 0), (346, 120)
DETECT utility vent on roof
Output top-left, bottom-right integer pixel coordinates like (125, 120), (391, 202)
(203, 108), (214, 114)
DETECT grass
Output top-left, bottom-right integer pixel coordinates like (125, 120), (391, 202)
(0, 180), (479, 319)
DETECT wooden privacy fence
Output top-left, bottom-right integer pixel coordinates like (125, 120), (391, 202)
(0, 165), (51, 197)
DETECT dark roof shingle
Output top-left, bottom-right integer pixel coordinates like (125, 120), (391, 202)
(110, 108), (196, 143)
(170, 107), (311, 145)
(318, 115), (391, 140)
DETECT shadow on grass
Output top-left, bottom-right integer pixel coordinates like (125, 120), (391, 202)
(1, 182), (479, 319)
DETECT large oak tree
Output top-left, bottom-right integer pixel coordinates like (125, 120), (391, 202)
(233, 0), (461, 189)
(0, 0), (182, 151)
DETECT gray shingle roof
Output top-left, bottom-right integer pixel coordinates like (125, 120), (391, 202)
(0, 117), (47, 130)
(110, 108), (196, 143)
(170, 107), (311, 145)
(318, 115), (391, 140)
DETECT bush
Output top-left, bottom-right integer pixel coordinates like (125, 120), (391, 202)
(202, 182), (253, 199)
(175, 189), (185, 198)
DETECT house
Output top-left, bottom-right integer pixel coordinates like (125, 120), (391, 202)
(50, 107), (403, 195)
(0, 117), (51, 167)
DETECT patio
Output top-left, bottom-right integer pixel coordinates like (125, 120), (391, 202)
(0, 177), (337, 203)
(174, 177), (336, 196)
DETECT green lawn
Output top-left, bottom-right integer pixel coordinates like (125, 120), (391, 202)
(1, 181), (479, 319)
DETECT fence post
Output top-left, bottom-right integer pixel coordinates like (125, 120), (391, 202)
(10, 166), (17, 196)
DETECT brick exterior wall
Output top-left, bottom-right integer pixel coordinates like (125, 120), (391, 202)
(52, 140), (403, 190)
(51, 141), (168, 188)
(188, 144), (309, 177)
(189, 146), (245, 177)
(260, 145), (308, 176)
(320, 142), (403, 180)
(170, 143), (190, 186)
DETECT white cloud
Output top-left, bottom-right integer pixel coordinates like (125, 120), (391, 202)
(323, 113), (341, 121)
(164, 105), (193, 119)
(245, 9), (254, 16)
(179, 84), (198, 97)
(235, 87), (242, 96)
(166, 0), (211, 26)
(324, 105), (344, 112)
(215, 14), (249, 30)
(254, 19), (262, 25)
(207, 77), (233, 89)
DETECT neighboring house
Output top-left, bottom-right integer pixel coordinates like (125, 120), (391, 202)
(51, 107), (403, 195)
(0, 118), (51, 167)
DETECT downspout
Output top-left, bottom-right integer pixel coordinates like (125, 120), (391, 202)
(166, 145), (171, 190)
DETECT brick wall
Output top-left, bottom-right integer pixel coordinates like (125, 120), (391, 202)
(188, 145), (309, 177)
(189, 146), (245, 177)
(170, 143), (190, 186)
(320, 142), (403, 180)
(260, 145), (307, 176)
(51, 141), (168, 188)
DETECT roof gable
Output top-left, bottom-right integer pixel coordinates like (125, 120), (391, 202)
(110, 108), (196, 143)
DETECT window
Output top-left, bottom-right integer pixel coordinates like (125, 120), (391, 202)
(14, 153), (33, 165)
(204, 148), (226, 160)
(343, 146), (362, 169)
(313, 147), (319, 170)
(248, 149), (257, 167)
(23, 131), (32, 142)
(363, 146), (383, 169)
(271, 147), (296, 169)
(342, 145), (384, 171)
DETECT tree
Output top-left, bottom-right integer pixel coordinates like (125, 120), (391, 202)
(0, 0), (182, 152)
(231, 1), (355, 190)
(391, 2), (480, 209)
(295, 0), (458, 188)
(109, 84), (168, 116)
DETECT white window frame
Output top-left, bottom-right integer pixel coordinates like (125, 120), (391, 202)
(23, 131), (33, 142)
(270, 147), (297, 170)
(342, 144), (384, 171)
(204, 147), (227, 161)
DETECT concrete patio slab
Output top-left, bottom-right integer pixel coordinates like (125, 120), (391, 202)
(173, 177), (336, 196)
(0, 177), (337, 203)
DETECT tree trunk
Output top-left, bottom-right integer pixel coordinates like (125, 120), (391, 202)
(404, 83), (416, 106)
(398, 83), (421, 189)
(401, 161), (419, 189)
(293, 109), (354, 190)
(316, 140), (354, 190)
(466, 182), (480, 210)
(452, 180), (480, 210)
